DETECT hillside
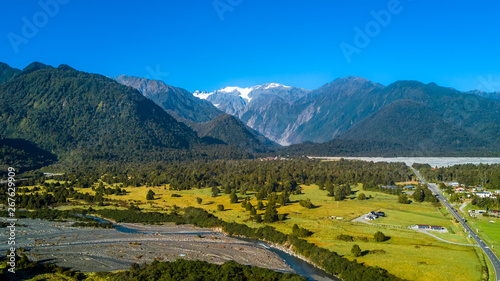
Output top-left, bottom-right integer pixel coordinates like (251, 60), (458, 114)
(0, 62), (212, 165)
(338, 99), (490, 153)
(282, 81), (500, 156)
(0, 62), (21, 84)
(206, 77), (500, 152)
(195, 84), (311, 145)
(0, 138), (57, 174)
(189, 114), (277, 152)
(469, 90), (500, 102)
(115, 75), (222, 123)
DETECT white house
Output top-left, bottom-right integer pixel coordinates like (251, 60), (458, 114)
(473, 191), (492, 198)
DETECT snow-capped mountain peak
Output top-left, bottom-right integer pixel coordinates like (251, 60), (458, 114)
(193, 83), (294, 103)
(220, 86), (254, 102)
(193, 90), (213, 100)
(261, 83), (291, 90)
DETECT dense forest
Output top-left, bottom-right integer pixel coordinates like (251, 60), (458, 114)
(32, 159), (412, 202)
(100, 259), (306, 281)
(0, 159), (412, 218)
(414, 163), (500, 188)
(0, 138), (57, 176)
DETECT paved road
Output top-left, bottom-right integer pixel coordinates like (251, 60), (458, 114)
(410, 166), (500, 281)
(415, 230), (478, 247)
(459, 201), (468, 214)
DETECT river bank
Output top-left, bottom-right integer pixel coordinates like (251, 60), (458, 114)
(0, 217), (338, 280)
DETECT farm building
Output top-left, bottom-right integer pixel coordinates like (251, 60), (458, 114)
(417, 225), (430, 229)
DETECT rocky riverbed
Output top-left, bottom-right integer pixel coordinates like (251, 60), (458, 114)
(0, 218), (293, 273)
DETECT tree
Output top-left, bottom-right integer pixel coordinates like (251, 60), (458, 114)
(146, 189), (155, 200)
(263, 202), (278, 223)
(398, 193), (409, 204)
(254, 214), (262, 223)
(412, 187), (425, 202)
(229, 190), (238, 204)
(351, 244), (362, 257)
(196, 197), (202, 205)
(357, 193), (366, 200)
(249, 206), (257, 216)
(292, 224), (312, 237)
(211, 186), (220, 197)
(325, 182), (334, 197)
(245, 202), (252, 211)
(217, 204), (224, 211)
(299, 199), (314, 209)
(256, 201), (264, 210)
(374, 231), (386, 242)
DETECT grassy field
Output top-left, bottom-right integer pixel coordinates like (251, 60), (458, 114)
(48, 181), (488, 281)
(458, 200), (500, 257)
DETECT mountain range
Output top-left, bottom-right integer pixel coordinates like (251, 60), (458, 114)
(0, 62), (251, 168)
(113, 75), (277, 152)
(1, 61), (500, 168)
(194, 77), (500, 155)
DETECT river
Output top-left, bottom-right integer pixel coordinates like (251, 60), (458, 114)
(309, 156), (500, 168)
(90, 216), (339, 281)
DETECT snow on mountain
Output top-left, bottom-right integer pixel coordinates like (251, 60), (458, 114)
(193, 83), (293, 103)
(220, 86), (254, 102)
(193, 90), (213, 100)
(263, 83), (291, 90)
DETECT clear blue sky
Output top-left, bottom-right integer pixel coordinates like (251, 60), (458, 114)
(1, 0), (499, 92)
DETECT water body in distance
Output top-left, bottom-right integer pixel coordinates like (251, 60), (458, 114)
(309, 157), (500, 168)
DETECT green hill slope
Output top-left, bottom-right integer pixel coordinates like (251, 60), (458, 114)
(0, 62), (204, 165)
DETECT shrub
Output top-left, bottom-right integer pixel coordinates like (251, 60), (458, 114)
(374, 231), (387, 242)
(336, 234), (354, 242)
(351, 244), (362, 257)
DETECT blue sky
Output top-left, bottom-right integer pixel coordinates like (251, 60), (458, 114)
(1, 0), (499, 92)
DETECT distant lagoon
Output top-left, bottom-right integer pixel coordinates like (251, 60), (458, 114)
(309, 157), (500, 168)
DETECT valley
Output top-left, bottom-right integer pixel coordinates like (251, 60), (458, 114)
(2, 158), (499, 281)
(0, 62), (499, 280)
(3, 1), (500, 280)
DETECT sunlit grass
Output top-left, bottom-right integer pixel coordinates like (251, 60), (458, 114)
(68, 183), (484, 281)
(22, 180), (487, 281)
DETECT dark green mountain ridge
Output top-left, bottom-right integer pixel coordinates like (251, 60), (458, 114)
(0, 62), (248, 166)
